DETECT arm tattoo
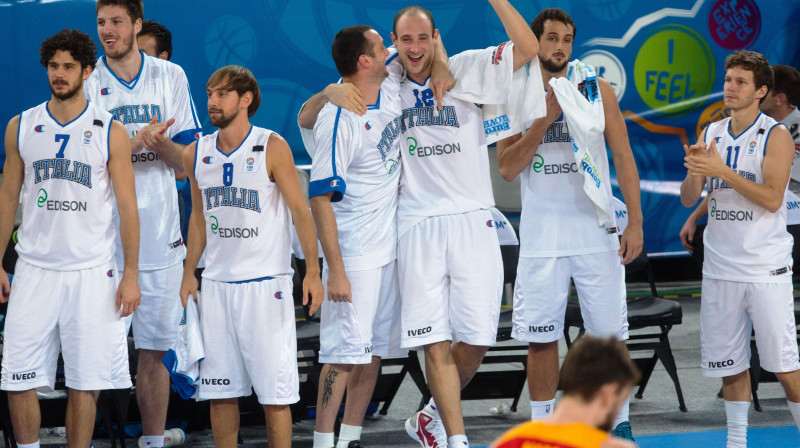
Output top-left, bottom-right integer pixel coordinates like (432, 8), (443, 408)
(321, 367), (339, 409)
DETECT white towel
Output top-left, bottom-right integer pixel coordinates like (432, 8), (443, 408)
(481, 58), (546, 144)
(161, 297), (205, 399)
(548, 60), (611, 226)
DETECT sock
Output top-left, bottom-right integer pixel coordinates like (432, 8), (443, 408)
(724, 400), (749, 448)
(427, 397), (438, 415)
(612, 396), (630, 428)
(17, 442), (40, 448)
(448, 434), (469, 447)
(313, 431), (335, 448)
(141, 436), (164, 448)
(787, 400), (800, 430)
(530, 399), (555, 420)
(336, 424), (362, 448)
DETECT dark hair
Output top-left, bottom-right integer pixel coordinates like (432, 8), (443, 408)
(96, 0), (144, 23)
(558, 336), (640, 402)
(530, 8), (576, 40)
(772, 64), (800, 107)
(40, 28), (97, 70)
(207, 65), (261, 117)
(393, 5), (435, 35)
(332, 25), (374, 78)
(725, 50), (773, 102)
(139, 20), (172, 60)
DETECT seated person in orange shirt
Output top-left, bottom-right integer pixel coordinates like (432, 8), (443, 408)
(492, 336), (639, 448)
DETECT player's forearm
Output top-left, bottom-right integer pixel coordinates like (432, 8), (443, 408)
(680, 174), (705, 207)
(689, 196), (709, 222)
(130, 133), (145, 153)
(309, 196), (345, 275)
(433, 35), (449, 70)
(298, 86), (337, 130)
(489, 0), (537, 70)
(497, 125), (545, 181)
(720, 169), (785, 212)
(613, 150), (643, 226)
(154, 140), (186, 173)
(0, 193), (19, 258)
(117, 199), (140, 276)
(290, 205), (322, 277)
(182, 210), (206, 275)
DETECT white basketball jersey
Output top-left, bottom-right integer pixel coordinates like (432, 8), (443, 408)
(194, 126), (292, 282)
(782, 108), (800, 186)
(395, 45), (514, 236)
(518, 80), (618, 257)
(85, 51), (201, 270)
(309, 79), (402, 271)
(703, 113), (793, 282)
(16, 101), (116, 270)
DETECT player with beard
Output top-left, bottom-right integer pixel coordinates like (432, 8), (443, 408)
(84, 2), (201, 448)
(491, 336), (638, 448)
(180, 65), (323, 448)
(0, 28), (140, 448)
(496, 8), (642, 440)
(681, 51), (800, 448)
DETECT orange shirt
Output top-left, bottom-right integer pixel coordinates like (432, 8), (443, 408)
(492, 421), (609, 448)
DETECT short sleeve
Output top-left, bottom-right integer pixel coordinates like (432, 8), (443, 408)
(168, 65), (202, 145)
(309, 108), (358, 202)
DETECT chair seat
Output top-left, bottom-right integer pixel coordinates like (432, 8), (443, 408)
(564, 296), (682, 330)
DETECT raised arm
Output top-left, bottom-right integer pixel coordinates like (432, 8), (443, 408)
(179, 141), (205, 308)
(0, 116), (23, 301)
(267, 133), (325, 315)
(488, 0), (538, 71)
(600, 78), (642, 264)
(680, 127), (709, 207)
(107, 120), (141, 316)
(297, 84), (366, 129)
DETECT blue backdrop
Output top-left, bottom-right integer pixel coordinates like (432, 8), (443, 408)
(2, 0), (799, 256)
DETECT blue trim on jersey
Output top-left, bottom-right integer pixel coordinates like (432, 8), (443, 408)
(228, 275), (276, 284)
(216, 125), (253, 157)
(406, 76), (430, 87)
(331, 108), (342, 177)
(727, 112), (763, 140)
(309, 176), (346, 202)
(763, 122), (784, 157)
(187, 84), (201, 129)
(193, 141), (199, 179)
(367, 91), (381, 110)
(16, 110), (22, 153)
(385, 52), (398, 66)
(106, 119), (112, 160)
(161, 349), (202, 400)
(173, 128), (202, 145)
(45, 100), (89, 127)
(101, 51), (145, 90)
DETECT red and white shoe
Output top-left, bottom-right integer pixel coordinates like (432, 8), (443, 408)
(405, 407), (447, 448)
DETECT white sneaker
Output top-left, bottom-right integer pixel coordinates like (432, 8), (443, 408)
(137, 428), (186, 448)
(405, 407), (447, 448)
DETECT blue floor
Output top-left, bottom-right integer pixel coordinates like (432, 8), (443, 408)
(474, 425), (799, 448)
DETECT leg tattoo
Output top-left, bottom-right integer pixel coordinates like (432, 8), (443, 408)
(322, 368), (339, 409)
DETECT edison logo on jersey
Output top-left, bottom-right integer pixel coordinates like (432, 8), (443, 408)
(709, 198), (753, 221)
(406, 137), (461, 158)
(203, 186), (261, 212)
(32, 159), (92, 188)
(36, 188), (88, 212)
(532, 154), (579, 175)
(109, 104), (162, 125)
(132, 151), (161, 164)
(208, 215), (259, 239)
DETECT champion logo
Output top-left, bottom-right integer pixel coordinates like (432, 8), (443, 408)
(202, 156), (213, 164)
(34, 125), (45, 133)
(107, 269), (114, 278)
(100, 87), (111, 95)
(194, 132), (202, 140)
(486, 220), (494, 227)
(274, 291), (284, 300)
(365, 122), (371, 130)
(330, 179), (340, 187)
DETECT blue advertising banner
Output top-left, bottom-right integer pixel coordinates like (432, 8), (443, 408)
(1, 0), (799, 256)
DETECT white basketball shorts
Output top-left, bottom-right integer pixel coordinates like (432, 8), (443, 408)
(131, 262), (183, 351)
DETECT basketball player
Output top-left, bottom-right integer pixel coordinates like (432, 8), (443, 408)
(495, 8), (642, 440)
(179, 65), (323, 448)
(0, 28), (140, 448)
(680, 50), (800, 447)
(137, 20), (172, 61)
(680, 64), (800, 252)
(307, 25), (404, 448)
(86, 2), (201, 447)
(389, 3), (539, 447)
(491, 336), (638, 448)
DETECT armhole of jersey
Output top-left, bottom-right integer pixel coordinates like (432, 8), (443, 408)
(763, 122), (784, 157)
(106, 118), (112, 161)
(264, 130), (275, 182)
(702, 124), (710, 144)
(187, 83), (201, 129)
(331, 108), (343, 178)
(16, 110), (23, 154)
(193, 140), (199, 180)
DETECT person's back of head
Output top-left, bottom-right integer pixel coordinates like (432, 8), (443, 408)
(559, 335), (640, 404)
(139, 19), (172, 60)
(772, 65), (800, 108)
